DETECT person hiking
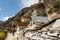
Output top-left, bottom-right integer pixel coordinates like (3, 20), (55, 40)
(11, 28), (16, 36)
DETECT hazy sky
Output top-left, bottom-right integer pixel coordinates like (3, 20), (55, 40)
(0, 0), (39, 21)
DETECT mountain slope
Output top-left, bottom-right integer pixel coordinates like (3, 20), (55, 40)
(0, 21), (3, 23)
(0, 0), (58, 30)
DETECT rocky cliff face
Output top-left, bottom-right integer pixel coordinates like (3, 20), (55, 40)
(0, 2), (47, 29)
(0, 0), (60, 30)
(1, 0), (60, 40)
(24, 18), (60, 40)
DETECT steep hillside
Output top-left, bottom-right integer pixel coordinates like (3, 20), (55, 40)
(0, 0), (59, 30)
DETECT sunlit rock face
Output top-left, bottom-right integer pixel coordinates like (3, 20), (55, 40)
(32, 16), (49, 23)
(47, 12), (60, 21)
(24, 18), (60, 40)
(25, 30), (60, 40)
(52, 19), (60, 28)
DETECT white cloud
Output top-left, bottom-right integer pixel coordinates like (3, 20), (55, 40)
(21, 0), (39, 7)
(0, 8), (1, 11)
(2, 15), (14, 21)
(3, 16), (11, 21)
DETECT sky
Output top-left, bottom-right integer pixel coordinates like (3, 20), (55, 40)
(0, 0), (39, 21)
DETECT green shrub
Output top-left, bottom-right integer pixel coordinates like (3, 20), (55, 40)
(53, 0), (60, 11)
(53, 1), (60, 9)
(48, 8), (57, 13)
(16, 18), (21, 22)
(0, 32), (6, 40)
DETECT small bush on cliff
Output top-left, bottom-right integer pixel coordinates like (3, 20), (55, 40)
(0, 31), (6, 40)
(52, 0), (60, 12)
(48, 0), (60, 13)
(53, 0), (60, 9)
